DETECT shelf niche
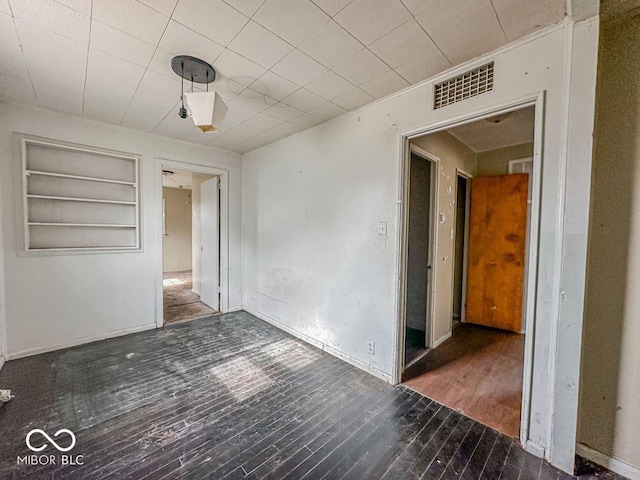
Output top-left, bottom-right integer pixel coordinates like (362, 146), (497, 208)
(21, 137), (140, 253)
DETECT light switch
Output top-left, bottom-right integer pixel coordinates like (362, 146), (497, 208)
(378, 220), (387, 236)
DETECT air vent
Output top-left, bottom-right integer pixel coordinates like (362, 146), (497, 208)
(434, 62), (494, 109)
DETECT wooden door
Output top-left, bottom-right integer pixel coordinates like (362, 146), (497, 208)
(466, 174), (528, 332)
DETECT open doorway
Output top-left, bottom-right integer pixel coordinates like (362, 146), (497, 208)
(161, 168), (220, 325)
(400, 105), (537, 440)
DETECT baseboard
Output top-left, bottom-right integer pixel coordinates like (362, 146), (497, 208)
(225, 306), (243, 313)
(524, 440), (545, 458)
(432, 331), (452, 349)
(576, 443), (640, 480)
(243, 306), (393, 384)
(8, 323), (157, 360)
(0, 355), (5, 372)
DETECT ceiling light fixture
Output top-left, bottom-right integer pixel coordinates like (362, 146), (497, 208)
(171, 55), (228, 133)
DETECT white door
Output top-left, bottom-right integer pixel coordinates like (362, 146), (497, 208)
(200, 177), (219, 310)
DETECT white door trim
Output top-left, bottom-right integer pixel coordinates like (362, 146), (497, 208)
(155, 159), (230, 328)
(393, 93), (545, 455)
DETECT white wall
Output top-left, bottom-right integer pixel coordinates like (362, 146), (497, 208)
(242, 19), (599, 472)
(578, 11), (640, 477)
(0, 101), (242, 358)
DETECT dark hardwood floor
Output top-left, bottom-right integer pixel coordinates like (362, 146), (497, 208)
(403, 323), (524, 438)
(0, 312), (619, 479)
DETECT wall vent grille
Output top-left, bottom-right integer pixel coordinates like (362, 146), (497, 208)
(434, 62), (494, 109)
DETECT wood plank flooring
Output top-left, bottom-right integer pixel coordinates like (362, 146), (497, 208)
(0, 312), (618, 479)
(403, 323), (524, 438)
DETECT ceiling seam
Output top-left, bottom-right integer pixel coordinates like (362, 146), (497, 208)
(398, 0), (454, 67)
(81, 0), (94, 117)
(120, 1), (181, 127)
(489, 0), (510, 43)
(10, 10), (40, 108)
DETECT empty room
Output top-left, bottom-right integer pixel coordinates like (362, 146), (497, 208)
(0, 0), (639, 479)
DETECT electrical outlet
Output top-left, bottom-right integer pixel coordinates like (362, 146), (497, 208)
(367, 340), (375, 355)
(378, 220), (387, 236)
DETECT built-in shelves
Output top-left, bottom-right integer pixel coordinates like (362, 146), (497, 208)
(21, 137), (141, 253)
(26, 194), (137, 205)
(25, 170), (137, 186)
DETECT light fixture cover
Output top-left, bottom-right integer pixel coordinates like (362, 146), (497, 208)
(184, 91), (228, 133)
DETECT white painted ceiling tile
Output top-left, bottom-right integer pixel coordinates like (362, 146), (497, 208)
(400, 0), (438, 16)
(331, 86), (374, 110)
(160, 20), (225, 65)
(369, 19), (448, 70)
(54, 0), (94, 15)
(209, 77), (247, 101)
(148, 48), (178, 79)
(121, 88), (177, 132)
(253, 0), (329, 46)
(332, 48), (389, 86)
(222, 0), (265, 17)
(305, 70), (354, 100)
(14, 19), (87, 115)
(137, 0), (179, 16)
(360, 69), (409, 99)
(228, 21), (293, 69)
(263, 102), (304, 121)
(248, 71), (299, 101)
(281, 88), (325, 111)
(334, 0), (411, 45)
(271, 49), (327, 86)
(217, 102), (258, 130)
(10, 0), (90, 44)
(311, 0), (353, 16)
(93, 0), (169, 44)
(0, 0), (11, 15)
(0, 14), (37, 105)
(289, 112), (324, 128)
(298, 20), (362, 68)
(227, 87), (276, 113)
(496, 0), (566, 42)
(173, 0), (249, 46)
(83, 49), (146, 124)
(91, 20), (155, 67)
(307, 100), (346, 120)
(213, 49), (266, 89)
(415, 0), (506, 65)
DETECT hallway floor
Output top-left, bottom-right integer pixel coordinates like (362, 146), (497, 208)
(403, 323), (524, 438)
(163, 270), (216, 324)
(0, 312), (595, 479)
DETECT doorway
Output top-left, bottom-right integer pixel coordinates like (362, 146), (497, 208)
(404, 150), (437, 366)
(398, 105), (538, 440)
(157, 160), (229, 328)
(452, 172), (470, 328)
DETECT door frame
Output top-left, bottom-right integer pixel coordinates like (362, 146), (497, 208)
(402, 146), (439, 370)
(394, 93), (545, 450)
(452, 169), (472, 326)
(155, 159), (230, 328)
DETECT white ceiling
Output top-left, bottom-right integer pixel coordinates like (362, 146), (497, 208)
(447, 106), (534, 152)
(162, 169), (192, 189)
(0, 0), (567, 154)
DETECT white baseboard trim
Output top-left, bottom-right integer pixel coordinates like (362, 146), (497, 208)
(8, 323), (157, 360)
(432, 331), (452, 349)
(243, 306), (393, 384)
(577, 443), (640, 479)
(225, 306), (243, 313)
